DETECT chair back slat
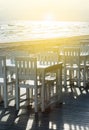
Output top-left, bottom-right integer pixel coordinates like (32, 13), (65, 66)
(37, 52), (59, 65)
(64, 47), (80, 66)
(15, 57), (37, 81)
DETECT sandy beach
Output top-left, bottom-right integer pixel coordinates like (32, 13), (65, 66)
(0, 35), (89, 46)
(0, 35), (89, 55)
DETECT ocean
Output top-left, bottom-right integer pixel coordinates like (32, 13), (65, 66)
(0, 21), (89, 43)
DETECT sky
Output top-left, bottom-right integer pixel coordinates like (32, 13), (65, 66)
(0, 0), (89, 21)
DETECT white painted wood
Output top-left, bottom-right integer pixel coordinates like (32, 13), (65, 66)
(15, 57), (40, 112)
(63, 47), (81, 92)
(0, 56), (16, 108)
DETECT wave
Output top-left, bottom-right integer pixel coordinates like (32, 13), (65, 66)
(0, 21), (89, 43)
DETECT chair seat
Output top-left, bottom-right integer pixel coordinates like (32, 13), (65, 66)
(45, 75), (56, 81)
(19, 80), (42, 88)
(0, 78), (15, 84)
(86, 63), (89, 67)
(65, 65), (79, 69)
(0, 78), (4, 84)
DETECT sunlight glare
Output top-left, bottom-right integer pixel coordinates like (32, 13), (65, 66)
(64, 123), (70, 129)
(1, 113), (10, 122)
(26, 119), (33, 130)
(49, 121), (57, 129)
(14, 117), (20, 124)
(43, 14), (55, 22)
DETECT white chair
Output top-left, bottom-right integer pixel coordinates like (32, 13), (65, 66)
(63, 47), (81, 94)
(37, 52), (59, 105)
(80, 41), (89, 89)
(15, 57), (41, 113)
(82, 42), (89, 91)
(84, 52), (89, 91)
(0, 56), (15, 108)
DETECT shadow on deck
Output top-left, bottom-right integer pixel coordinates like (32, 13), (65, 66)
(0, 90), (89, 130)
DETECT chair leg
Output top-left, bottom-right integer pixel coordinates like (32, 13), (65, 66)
(64, 68), (67, 91)
(0, 87), (3, 102)
(16, 84), (19, 110)
(26, 88), (29, 106)
(34, 87), (38, 113)
(3, 83), (8, 108)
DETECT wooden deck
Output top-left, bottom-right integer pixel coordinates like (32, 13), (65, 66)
(0, 90), (89, 130)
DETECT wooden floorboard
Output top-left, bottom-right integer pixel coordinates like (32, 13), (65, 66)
(0, 92), (89, 130)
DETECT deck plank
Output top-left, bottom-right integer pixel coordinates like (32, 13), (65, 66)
(0, 92), (89, 130)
